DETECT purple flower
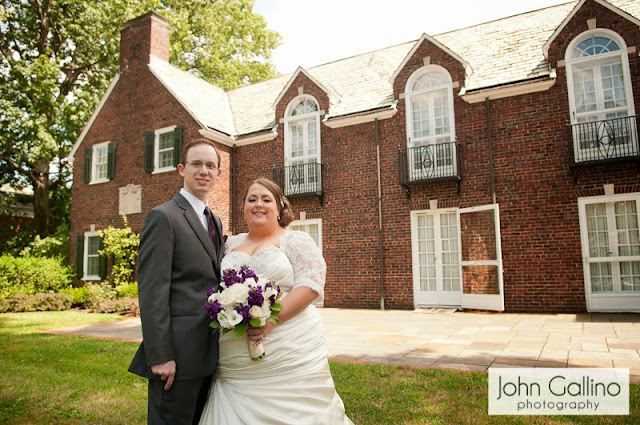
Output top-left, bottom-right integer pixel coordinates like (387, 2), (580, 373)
(205, 300), (222, 320)
(247, 287), (264, 306)
(235, 304), (251, 324)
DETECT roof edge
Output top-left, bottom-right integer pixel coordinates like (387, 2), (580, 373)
(460, 73), (557, 104)
(389, 33), (472, 85)
(68, 74), (120, 164)
(543, 0), (640, 59)
(271, 67), (342, 110)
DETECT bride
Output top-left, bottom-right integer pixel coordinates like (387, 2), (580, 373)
(199, 178), (353, 425)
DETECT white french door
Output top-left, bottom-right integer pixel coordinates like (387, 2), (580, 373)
(285, 119), (319, 194)
(578, 194), (640, 312)
(411, 210), (461, 307)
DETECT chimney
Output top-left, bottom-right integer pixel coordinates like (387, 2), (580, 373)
(119, 11), (170, 73)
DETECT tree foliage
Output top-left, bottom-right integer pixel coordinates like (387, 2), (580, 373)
(0, 0), (280, 241)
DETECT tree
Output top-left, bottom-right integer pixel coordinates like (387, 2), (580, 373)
(0, 0), (280, 239)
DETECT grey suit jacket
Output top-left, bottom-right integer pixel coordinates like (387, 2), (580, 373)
(129, 193), (223, 381)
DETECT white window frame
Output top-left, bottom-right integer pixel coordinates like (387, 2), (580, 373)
(565, 29), (636, 161)
(153, 125), (177, 174)
(578, 193), (640, 312)
(404, 65), (457, 179)
(90, 141), (110, 184)
(83, 231), (101, 281)
(283, 95), (321, 194)
(289, 218), (322, 250)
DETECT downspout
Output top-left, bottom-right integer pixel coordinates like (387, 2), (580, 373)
(375, 119), (385, 310)
(485, 98), (496, 204)
(231, 144), (237, 235)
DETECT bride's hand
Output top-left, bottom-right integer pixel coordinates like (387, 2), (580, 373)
(246, 322), (273, 345)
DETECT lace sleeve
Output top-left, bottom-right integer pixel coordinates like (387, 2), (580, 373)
(224, 233), (247, 255)
(282, 230), (325, 301)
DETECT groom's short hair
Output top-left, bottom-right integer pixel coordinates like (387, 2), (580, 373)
(181, 138), (222, 168)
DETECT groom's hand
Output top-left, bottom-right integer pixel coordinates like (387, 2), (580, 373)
(151, 360), (176, 391)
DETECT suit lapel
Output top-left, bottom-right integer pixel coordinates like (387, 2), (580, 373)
(213, 214), (224, 264)
(174, 194), (220, 275)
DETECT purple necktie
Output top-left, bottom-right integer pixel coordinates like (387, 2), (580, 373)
(203, 207), (219, 251)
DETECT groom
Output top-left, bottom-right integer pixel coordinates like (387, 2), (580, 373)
(129, 138), (224, 425)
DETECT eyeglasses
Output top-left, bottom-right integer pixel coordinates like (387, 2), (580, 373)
(184, 161), (218, 171)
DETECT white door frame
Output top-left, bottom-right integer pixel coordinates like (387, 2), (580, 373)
(411, 208), (461, 308)
(458, 204), (505, 311)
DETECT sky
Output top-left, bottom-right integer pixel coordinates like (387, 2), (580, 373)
(253, 0), (573, 75)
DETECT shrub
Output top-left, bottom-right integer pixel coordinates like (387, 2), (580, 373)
(93, 297), (139, 315)
(116, 282), (138, 298)
(0, 255), (72, 296)
(100, 215), (140, 287)
(84, 282), (117, 309)
(0, 292), (73, 313)
(59, 286), (91, 307)
(20, 225), (70, 261)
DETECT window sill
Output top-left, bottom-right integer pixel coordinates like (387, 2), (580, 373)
(82, 275), (102, 281)
(152, 167), (177, 175)
(89, 179), (109, 185)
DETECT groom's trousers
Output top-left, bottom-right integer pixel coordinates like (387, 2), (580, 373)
(147, 375), (212, 425)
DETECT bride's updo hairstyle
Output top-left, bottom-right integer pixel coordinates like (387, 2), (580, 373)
(245, 178), (294, 228)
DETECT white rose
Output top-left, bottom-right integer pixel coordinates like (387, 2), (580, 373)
(249, 305), (263, 318)
(229, 283), (249, 299)
(244, 277), (258, 287)
(227, 309), (243, 327)
(219, 289), (238, 308)
(260, 301), (271, 318)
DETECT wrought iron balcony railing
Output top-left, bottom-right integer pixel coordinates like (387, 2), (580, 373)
(272, 162), (323, 198)
(398, 142), (460, 186)
(570, 115), (640, 165)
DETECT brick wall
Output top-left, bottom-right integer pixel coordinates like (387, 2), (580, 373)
(71, 2), (640, 312)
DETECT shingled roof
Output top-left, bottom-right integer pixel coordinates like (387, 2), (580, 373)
(149, 0), (640, 138)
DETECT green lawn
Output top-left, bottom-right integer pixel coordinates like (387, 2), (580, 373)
(0, 312), (638, 424)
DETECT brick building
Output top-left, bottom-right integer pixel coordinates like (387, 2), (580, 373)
(69, 0), (640, 313)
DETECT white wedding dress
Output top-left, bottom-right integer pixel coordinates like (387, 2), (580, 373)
(199, 230), (354, 425)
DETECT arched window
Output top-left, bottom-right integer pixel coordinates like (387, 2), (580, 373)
(404, 66), (456, 180)
(283, 96), (321, 195)
(566, 30), (637, 162)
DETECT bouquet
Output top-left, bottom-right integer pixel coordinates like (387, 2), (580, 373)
(205, 265), (283, 361)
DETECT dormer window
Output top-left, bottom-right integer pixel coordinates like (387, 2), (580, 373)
(566, 30), (637, 163)
(404, 66), (456, 181)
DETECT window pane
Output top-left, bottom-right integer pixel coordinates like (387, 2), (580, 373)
(159, 132), (173, 150)
(159, 150), (173, 168)
(586, 203), (610, 257)
(572, 36), (620, 58)
(590, 262), (613, 292)
(616, 201), (640, 256)
(620, 262), (640, 292)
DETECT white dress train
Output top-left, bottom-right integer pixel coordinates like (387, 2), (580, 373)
(199, 230), (354, 425)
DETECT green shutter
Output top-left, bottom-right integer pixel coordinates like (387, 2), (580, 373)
(173, 126), (183, 166)
(84, 147), (92, 183)
(76, 234), (84, 278)
(98, 237), (107, 280)
(107, 141), (116, 180)
(145, 132), (154, 172)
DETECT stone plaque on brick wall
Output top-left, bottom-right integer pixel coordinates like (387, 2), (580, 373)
(119, 184), (141, 215)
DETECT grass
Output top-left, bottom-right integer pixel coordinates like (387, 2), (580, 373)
(0, 311), (638, 424)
